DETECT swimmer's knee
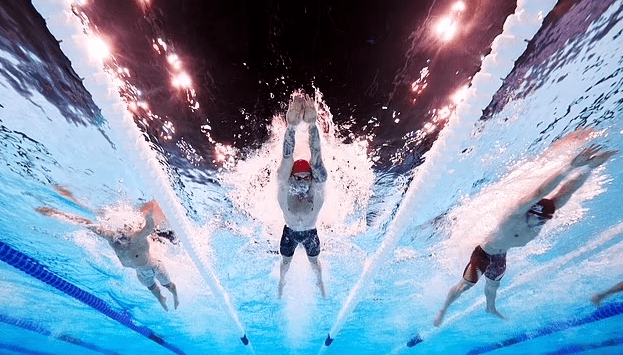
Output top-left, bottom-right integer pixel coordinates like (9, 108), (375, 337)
(281, 256), (293, 265)
(147, 283), (158, 291)
(485, 278), (501, 288)
(458, 279), (476, 291)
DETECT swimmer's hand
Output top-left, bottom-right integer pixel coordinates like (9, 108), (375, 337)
(588, 149), (618, 168)
(570, 144), (602, 167)
(286, 95), (305, 126)
(302, 96), (317, 124)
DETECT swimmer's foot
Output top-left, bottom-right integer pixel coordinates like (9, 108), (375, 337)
(433, 309), (445, 327)
(158, 296), (168, 311)
(591, 294), (603, 307)
(486, 306), (504, 320)
(164, 283), (179, 310)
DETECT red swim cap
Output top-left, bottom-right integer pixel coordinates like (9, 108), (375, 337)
(291, 159), (312, 175)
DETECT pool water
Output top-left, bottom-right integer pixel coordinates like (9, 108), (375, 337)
(1, 0), (622, 354)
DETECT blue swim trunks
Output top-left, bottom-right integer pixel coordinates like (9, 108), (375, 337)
(279, 226), (320, 257)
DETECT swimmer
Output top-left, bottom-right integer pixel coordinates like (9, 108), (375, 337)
(592, 281), (623, 307)
(433, 142), (617, 326)
(36, 187), (179, 311)
(277, 92), (328, 298)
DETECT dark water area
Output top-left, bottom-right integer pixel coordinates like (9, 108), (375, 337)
(59, 0), (519, 170)
(1, 0), (598, 175)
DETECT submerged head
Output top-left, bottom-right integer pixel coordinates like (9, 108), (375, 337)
(289, 159), (313, 195)
(112, 224), (134, 244)
(526, 198), (556, 226)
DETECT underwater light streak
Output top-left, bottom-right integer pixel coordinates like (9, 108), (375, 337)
(435, 1), (467, 42)
(87, 37), (109, 61)
(320, 0), (558, 350)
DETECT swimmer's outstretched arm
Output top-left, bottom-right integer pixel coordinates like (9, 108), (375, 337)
(302, 97), (327, 183)
(515, 145), (605, 213)
(550, 147), (617, 208)
(277, 95), (304, 182)
(35, 206), (114, 241)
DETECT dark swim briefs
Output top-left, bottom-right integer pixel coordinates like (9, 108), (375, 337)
(463, 245), (506, 283)
(279, 226), (320, 257)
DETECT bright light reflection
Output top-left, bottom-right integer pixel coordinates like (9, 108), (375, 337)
(167, 54), (182, 69)
(157, 38), (167, 51)
(167, 54), (178, 63)
(423, 122), (437, 133)
(451, 85), (468, 104)
(452, 1), (466, 12)
(88, 37), (110, 60)
(172, 73), (192, 88)
(437, 106), (452, 120)
(436, 17), (457, 41)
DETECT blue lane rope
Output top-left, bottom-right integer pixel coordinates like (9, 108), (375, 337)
(543, 335), (623, 355)
(0, 313), (121, 355)
(465, 301), (623, 355)
(0, 342), (55, 355)
(0, 240), (185, 355)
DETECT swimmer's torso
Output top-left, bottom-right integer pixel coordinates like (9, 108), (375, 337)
(482, 213), (544, 255)
(110, 236), (153, 269)
(283, 186), (321, 231)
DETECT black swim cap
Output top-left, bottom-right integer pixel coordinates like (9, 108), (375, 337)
(528, 199), (556, 219)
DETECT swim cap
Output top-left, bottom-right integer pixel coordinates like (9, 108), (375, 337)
(528, 198), (556, 219)
(291, 159), (312, 175)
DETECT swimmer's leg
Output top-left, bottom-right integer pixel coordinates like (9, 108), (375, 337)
(148, 283), (168, 311)
(163, 282), (179, 310)
(35, 207), (94, 226)
(52, 185), (94, 212)
(278, 256), (293, 299)
(434, 278), (475, 326)
(308, 255), (326, 298)
(484, 278), (504, 319)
